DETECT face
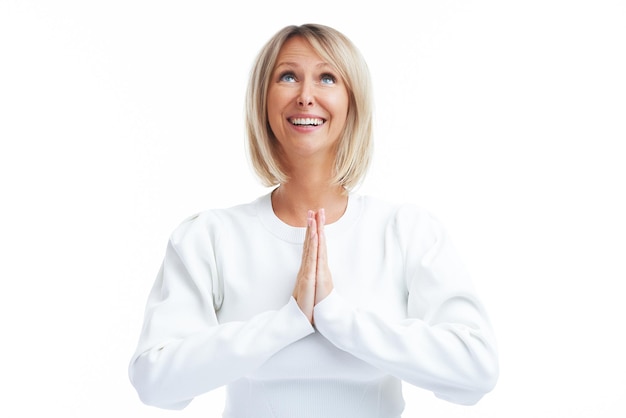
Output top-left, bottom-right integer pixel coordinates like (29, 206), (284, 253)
(267, 36), (350, 165)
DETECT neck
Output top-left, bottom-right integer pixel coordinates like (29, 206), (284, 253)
(271, 177), (348, 227)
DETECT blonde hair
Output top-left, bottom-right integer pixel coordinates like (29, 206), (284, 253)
(245, 24), (373, 192)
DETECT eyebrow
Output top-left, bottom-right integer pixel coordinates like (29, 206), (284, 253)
(274, 62), (332, 70)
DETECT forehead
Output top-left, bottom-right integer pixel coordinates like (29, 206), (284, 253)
(275, 36), (327, 67)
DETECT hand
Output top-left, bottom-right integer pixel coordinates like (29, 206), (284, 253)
(293, 210), (318, 324)
(314, 209), (333, 305)
(292, 209), (334, 324)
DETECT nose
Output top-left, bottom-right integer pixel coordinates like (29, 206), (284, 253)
(297, 81), (314, 107)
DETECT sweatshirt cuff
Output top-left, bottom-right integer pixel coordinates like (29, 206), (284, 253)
(313, 290), (354, 343)
(285, 296), (316, 337)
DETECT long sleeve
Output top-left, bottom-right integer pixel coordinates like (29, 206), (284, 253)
(128, 214), (315, 410)
(313, 205), (499, 405)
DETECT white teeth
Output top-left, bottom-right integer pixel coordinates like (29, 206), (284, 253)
(290, 118), (324, 126)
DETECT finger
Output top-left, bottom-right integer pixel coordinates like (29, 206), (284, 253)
(299, 211), (312, 263)
(316, 209), (326, 265)
(302, 210), (318, 278)
(294, 211), (318, 323)
(315, 209), (333, 305)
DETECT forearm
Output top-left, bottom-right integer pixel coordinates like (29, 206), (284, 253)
(314, 290), (498, 405)
(129, 297), (314, 409)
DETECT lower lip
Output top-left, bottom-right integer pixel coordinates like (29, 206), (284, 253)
(289, 122), (325, 133)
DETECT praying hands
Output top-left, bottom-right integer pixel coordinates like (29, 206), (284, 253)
(292, 208), (334, 324)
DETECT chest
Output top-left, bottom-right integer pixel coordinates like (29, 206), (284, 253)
(214, 226), (408, 322)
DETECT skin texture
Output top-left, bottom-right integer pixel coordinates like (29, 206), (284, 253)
(267, 36), (349, 171)
(292, 209), (333, 324)
(266, 36), (346, 323)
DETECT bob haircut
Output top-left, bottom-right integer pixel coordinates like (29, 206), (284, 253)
(245, 24), (373, 192)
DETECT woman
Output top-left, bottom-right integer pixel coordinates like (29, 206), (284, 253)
(129, 24), (498, 417)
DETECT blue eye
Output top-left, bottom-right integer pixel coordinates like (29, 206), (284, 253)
(279, 72), (296, 83)
(320, 74), (336, 85)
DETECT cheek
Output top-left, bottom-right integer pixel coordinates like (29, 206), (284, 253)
(266, 92), (281, 128)
(328, 87), (349, 112)
(330, 92), (350, 125)
(266, 91), (290, 141)
(267, 89), (289, 119)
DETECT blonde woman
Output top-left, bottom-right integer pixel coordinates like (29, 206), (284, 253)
(129, 23), (498, 417)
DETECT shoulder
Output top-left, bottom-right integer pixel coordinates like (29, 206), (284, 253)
(356, 194), (446, 247)
(168, 195), (265, 248)
(357, 194), (439, 228)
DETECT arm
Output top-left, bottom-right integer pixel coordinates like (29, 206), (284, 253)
(128, 216), (314, 410)
(313, 206), (499, 405)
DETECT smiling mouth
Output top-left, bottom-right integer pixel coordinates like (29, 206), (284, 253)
(289, 117), (326, 126)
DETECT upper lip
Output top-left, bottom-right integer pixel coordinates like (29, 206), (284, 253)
(287, 113), (326, 121)
(288, 114), (326, 122)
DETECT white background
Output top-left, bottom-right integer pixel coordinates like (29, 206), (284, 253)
(1, 1), (625, 416)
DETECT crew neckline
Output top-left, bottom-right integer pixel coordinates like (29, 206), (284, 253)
(255, 191), (362, 244)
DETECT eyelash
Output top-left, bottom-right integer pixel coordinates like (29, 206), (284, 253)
(278, 72), (337, 84)
(320, 73), (336, 84)
(279, 72), (296, 82)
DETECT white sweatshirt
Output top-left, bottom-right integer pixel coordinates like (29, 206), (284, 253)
(129, 192), (499, 417)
